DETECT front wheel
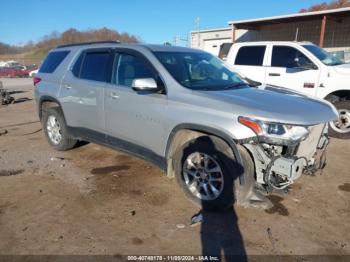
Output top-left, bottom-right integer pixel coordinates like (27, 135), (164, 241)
(174, 136), (243, 211)
(329, 100), (350, 139)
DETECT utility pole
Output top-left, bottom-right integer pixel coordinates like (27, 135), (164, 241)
(195, 17), (201, 48)
(294, 27), (299, 41)
(173, 34), (188, 46)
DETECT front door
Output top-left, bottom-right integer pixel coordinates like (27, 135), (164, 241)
(104, 50), (168, 157)
(265, 45), (320, 97)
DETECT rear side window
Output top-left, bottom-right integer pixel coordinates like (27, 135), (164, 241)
(72, 53), (84, 77)
(235, 46), (266, 66)
(218, 43), (233, 59)
(39, 51), (70, 73)
(80, 51), (111, 82)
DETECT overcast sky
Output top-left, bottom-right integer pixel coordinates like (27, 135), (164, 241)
(0, 0), (326, 45)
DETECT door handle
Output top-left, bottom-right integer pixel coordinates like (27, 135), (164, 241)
(110, 92), (119, 99)
(268, 73), (281, 77)
(64, 84), (72, 89)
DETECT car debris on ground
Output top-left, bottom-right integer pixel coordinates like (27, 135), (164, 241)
(190, 211), (203, 227)
(0, 89), (15, 105)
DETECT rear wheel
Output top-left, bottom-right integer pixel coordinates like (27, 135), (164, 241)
(42, 107), (77, 151)
(329, 100), (350, 139)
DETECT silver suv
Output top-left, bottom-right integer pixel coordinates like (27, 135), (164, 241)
(34, 41), (337, 210)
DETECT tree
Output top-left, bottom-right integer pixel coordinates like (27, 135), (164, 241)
(299, 0), (350, 12)
(0, 27), (140, 55)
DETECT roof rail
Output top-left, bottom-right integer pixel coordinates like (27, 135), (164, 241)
(56, 40), (121, 48)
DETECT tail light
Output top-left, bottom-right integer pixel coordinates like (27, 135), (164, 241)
(33, 77), (41, 86)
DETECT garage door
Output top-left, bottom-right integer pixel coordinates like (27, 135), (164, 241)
(203, 39), (232, 56)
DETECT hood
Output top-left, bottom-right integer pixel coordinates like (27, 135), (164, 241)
(193, 87), (338, 126)
(333, 63), (350, 75)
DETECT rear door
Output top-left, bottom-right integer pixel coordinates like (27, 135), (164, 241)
(265, 45), (320, 96)
(60, 48), (113, 135)
(231, 45), (267, 84)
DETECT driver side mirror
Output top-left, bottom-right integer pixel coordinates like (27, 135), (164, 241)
(293, 57), (317, 70)
(132, 78), (159, 92)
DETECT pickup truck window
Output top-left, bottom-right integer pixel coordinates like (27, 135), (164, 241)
(155, 51), (247, 91)
(303, 45), (344, 66)
(235, 46), (266, 66)
(271, 46), (314, 68)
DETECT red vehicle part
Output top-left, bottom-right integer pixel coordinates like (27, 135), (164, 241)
(0, 68), (29, 78)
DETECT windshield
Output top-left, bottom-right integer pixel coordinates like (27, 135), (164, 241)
(154, 51), (247, 90)
(303, 45), (343, 66)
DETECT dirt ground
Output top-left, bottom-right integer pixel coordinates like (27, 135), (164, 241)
(0, 78), (349, 259)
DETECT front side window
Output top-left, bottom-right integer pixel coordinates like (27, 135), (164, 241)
(235, 46), (266, 66)
(271, 46), (314, 68)
(154, 51), (246, 91)
(80, 51), (111, 82)
(114, 53), (157, 87)
(303, 44), (343, 66)
(39, 51), (70, 73)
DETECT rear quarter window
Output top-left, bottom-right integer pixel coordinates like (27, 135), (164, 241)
(234, 46), (266, 66)
(39, 51), (70, 73)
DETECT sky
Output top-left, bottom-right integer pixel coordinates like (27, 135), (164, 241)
(0, 0), (326, 46)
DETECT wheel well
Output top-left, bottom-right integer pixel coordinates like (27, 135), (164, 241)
(324, 90), (350, 103)
(165, 128), (237, 177)
(39, 99), (61, 120)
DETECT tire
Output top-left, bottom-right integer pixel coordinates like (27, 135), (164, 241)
(173, 136), (244, 211)
(329, 100), (350, 139)
(42, 107), (77, 151)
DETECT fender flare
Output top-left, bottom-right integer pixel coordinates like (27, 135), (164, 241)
(38, 96), (63, 120)
(323, 89), (350, 102)
(165, 123), (243, 171)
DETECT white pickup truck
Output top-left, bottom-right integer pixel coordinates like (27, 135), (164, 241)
(225, 41), (350, 139)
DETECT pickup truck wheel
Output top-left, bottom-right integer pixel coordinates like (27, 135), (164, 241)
(174, 136), (241, 211)
(329, 101), (350, 139)
(43, 107), (77, 151)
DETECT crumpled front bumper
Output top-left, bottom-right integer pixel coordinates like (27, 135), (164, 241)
(296, 124), (329, 172)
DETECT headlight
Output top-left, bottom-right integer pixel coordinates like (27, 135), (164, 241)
(238, 116), (309, 145)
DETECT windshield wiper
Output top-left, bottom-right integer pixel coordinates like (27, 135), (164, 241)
(330, 62), (344, 66)
(223, 83), (248, 90)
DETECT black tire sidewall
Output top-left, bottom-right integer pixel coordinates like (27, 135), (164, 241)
(174, 136), (241, 211)
(42, 107), (75, 151)
(329, 100), (350, 139)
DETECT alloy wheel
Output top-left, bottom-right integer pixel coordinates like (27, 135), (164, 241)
(46, 115), (62, 145)
(182, 152), (224, 201)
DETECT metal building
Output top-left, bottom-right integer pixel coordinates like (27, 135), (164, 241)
(190, 28), (233, 56)
(191, 7), (350, 58)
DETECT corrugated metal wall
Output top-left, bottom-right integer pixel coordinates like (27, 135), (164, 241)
(235, 16), (350, 49)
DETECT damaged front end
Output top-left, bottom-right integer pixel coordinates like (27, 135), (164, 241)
(238, 117), (329, 195)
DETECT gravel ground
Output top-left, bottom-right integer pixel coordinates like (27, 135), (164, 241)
(0, 78), (349, 259)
